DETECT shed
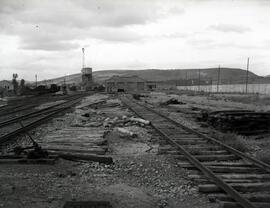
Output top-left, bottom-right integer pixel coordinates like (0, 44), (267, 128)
(105, 75), (147, 93)
(0, 80), (13, 91)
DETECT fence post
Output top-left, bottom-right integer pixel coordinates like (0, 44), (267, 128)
(198, 69), (201, 92)
(185, 71), (188, 90)
(245, 57), (250, 94)
(217, 65), (221, 93)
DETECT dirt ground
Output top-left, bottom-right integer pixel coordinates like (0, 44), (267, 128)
(142, 91), (270, 112)
(0, 93), (218, 208)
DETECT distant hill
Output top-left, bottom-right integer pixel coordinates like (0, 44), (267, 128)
(94, 68), (260, 83)
(38, 68), (265, 86)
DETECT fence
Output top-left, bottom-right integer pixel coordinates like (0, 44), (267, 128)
(177, 83), (270, 95)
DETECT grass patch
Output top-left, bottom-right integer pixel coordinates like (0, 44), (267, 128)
(212, 132), (249, 152)
(256, 151), (270, 165)
(225, 94), (270, 105)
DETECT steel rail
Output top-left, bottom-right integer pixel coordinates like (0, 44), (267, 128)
(0, 105), (37, 117)
(127, 97), (270, 172)
(0, 97), (83, 146)
(144, 103), (270, 173)
(0, 95), (83, 128)
(0, 94), (82, 117)
(0, 95), (49, 115)
(121, 96), (259, 208)
(0, 104), (24, 111)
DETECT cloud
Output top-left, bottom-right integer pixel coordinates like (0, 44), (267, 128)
(0, 0), (169, 51)
(0, 0), (28, 14)
(186, 38), (260, 50)
(21, 40), (79, 51)
(1, 0), (270, 79)
(90, 27), (143, 42)
(186, 38), (215, 48)
(167, 6), (185, 15)
(209, 23), (251, 33)
(0, 0), (162, 28)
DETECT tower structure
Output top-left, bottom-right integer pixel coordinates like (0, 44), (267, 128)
(81, 48), (93, 90)
(82, 48), (85, 68)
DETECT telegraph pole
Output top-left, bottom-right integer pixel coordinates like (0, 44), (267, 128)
(35, 74), (37, 88)
(245, 57), (250, 94)
(217, 65), (221, 93)
(198, 69), (201, 91)
(82, 47), (85, 68)
(185, 71), (188, 90)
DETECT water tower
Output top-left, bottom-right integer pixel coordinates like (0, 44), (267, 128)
(81, 48), (93, 90)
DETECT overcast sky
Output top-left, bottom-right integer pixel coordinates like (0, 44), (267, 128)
(0, 0), (270, 81)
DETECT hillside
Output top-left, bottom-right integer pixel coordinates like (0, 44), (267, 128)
(94, 68), (259, 83)
(38, 68), (263, 85)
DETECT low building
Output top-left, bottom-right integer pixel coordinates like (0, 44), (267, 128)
(146, 81), (157, 91)
(0, 80), (13, 91)
(105, 75), (148, 93)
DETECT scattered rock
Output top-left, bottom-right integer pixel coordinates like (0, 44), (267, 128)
(81, 113), (90, 117)
(84, 122), (102, 127)
(115, 127), (137, 138)
(130, 117), (150, 125)
(160, 98), (185, 106)
(0, 184), (15, 195)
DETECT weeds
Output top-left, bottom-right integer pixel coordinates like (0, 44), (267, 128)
(226, 94), (270, 105)
(256, 151), (270, 165)
(212, 132), (249, 152)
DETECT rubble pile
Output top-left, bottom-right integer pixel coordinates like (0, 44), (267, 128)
(132, 94), (148, 100)
(104, 116), (150, 128)
(72, 101), (151, 130)
(160, 98), (186, 106)
(206, 110), (270, 135)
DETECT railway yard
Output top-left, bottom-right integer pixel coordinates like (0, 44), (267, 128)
(1, 91), (270, 208)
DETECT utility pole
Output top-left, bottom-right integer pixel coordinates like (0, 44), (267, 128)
(185, 71), (188, 90)
(198, 69), (201, 91)
(217, 65), (221, 93)
(35, 74), (37, 88)
(245, 57), (250, 94)
(82, 48), (85, 68)
(64, 75), (66, 86)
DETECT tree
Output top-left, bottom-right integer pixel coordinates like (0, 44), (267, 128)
(12, 73), (19, 95)
(0, 88), (4, 98)
(20, 79), (26, 94)
(20, 79), (25, 88)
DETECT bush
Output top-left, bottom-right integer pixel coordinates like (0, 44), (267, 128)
(133, 94), (141, 100)
(256, 151), (270, 165)
(212, 132), (249, 152)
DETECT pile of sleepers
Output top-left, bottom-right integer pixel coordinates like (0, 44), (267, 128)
(206, 110), (270, 135)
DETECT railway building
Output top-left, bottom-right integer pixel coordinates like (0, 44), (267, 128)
(81, 67), (94, 90)
(105, 75), (148, 93)
(0, 80), (13, 91)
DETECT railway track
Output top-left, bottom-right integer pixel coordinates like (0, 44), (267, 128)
(0, 94), (86, 127)
(0, 93), (88, 149)
(0, 94), (80, 118)
(120, 95), (270, 208)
